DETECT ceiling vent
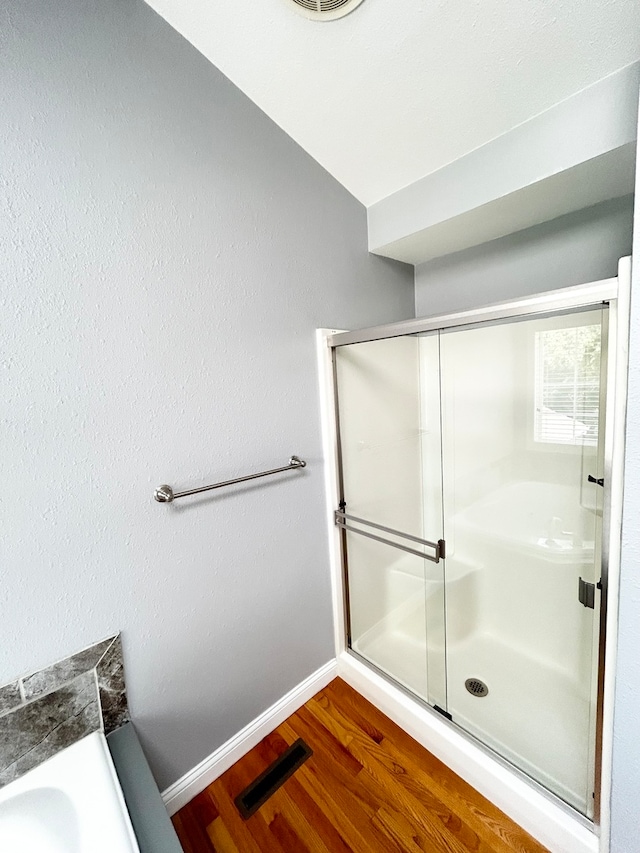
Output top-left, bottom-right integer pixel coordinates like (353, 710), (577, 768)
(289, 0), (366, 21)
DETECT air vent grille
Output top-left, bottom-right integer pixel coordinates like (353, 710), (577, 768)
(289, 0), (365, 20)
(235, 739), (313, 819)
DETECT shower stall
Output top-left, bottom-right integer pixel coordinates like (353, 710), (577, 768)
(322, 264), (629, 848)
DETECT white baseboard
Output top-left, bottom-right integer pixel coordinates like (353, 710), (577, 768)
(162, 659), (338, 816)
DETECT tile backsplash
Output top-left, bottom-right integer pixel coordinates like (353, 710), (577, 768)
(0, 634), (129, 787)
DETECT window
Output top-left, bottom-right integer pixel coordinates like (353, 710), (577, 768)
(534, 324), (601, 447)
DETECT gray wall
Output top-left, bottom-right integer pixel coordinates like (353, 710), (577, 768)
(0, 0), (413, 789)
(415, 196), (634, 315)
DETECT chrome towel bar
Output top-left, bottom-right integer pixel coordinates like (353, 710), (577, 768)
(154, 456), (306, 503)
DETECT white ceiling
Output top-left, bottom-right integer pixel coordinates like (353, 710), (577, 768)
(144, 0), (640, 207)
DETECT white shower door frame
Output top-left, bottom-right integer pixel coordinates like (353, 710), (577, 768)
(316, 256), (631, 853)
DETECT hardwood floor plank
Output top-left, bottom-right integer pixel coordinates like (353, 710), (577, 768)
(279, 710), (390, 826)
(303, 688), (490, 853)
(271, 768), (356, 852)
(282, 717), (412, 853)
(268, 811), (314, 853)
(205, 784), (264, 853)
(305, 693), (481, 853)
(278, 720), (387, 851)
(297, 702), (364, 776)
(257, 737), (345, 851)
(297, 758), (406, 853)
(174, 678), (550, 853)
(170, 815), (193, 853)
(253, 730), (356, 853)
(372, 805), (433, 853)
(307, 688), (500, 853)
(172, 806), (216, 853)
(212, 749), (285, 853)
(187, 789), (219, 829)
(325, 679), (548, 853)
(207, 816), (240, 853)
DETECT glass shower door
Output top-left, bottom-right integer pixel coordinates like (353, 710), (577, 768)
(332, 302), (606, 819)
(334, 334), (447, 709)
(439, 308), (605, 817)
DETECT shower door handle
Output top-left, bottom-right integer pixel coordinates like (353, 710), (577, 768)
(578, 577), (595, 609)
(587, 474), (604, 487)
(334, 510), (445, 564)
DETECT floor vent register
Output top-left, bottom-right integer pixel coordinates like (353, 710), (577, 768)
(234, 738), (313, 819)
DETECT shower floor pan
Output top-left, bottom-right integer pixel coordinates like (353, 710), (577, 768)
(353, 605), (593, 816)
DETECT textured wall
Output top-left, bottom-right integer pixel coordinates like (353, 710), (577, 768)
(415, 196), (634, 316)
(0, 0), (413, 789)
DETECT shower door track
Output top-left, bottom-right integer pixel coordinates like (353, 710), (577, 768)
(327, 278), (618, 348)
(321, 261), (631, 852)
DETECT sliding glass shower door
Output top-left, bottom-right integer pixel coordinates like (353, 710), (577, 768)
(334, 333), (447, 708)
(333, 304), (606, 818)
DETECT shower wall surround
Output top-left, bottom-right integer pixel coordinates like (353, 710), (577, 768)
(0, 635), (128, 787)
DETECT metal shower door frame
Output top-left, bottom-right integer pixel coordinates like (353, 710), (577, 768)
(328, 264), (630, 831)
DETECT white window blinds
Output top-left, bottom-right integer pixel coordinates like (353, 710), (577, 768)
(534, 324), (601, 446)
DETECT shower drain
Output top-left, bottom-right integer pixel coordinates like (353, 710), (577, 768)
(465, 678), (489, 697)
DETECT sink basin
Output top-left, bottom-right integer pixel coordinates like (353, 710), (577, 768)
(0, 732), (139, 853)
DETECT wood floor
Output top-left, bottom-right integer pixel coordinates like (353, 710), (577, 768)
(172, 678), (549, 853)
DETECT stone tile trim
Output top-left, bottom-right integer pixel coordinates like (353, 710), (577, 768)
(96, 635), (129, 734)
(0, 682), (22, 716)
(21, 636), (114, 700)
(0, 671), (101, 787)
(0, 634), (130, 789)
